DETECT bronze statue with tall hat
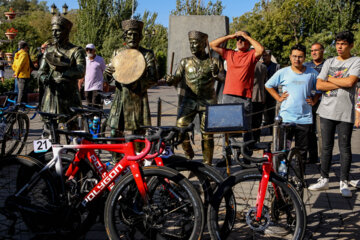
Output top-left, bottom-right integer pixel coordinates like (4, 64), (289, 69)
(104, 19), (158, 152)
(165, 30), (223, 165)
(37, 14), (86, 118)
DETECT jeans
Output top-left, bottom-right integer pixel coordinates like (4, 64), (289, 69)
(85, 90), (102, 108)
(320, 117), (353, 181)
(308, 101), (321, 162)
(285, 124), (312, 163)
(17, 78), (29, 103)
(252, 102), (264, 142)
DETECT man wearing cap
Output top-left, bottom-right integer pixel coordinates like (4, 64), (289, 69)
(12, 41), (30, 103)
(210, 31), (264, 163)
(165, 31), (223, 165)
(81, 43), (106, 108)
(104, 19), (158, 148)
(37, 14), (86, 115)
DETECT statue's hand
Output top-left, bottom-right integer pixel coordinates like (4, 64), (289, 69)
(164, 74), (174, 85)
(210, 63), (219, 77)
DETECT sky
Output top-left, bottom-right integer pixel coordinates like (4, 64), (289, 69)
(48, 0), (259, 27)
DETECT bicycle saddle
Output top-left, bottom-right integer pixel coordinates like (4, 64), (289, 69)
(56, 129), (93, 139)
(70, 107), (104, 115)
(38, 111), (69, 120)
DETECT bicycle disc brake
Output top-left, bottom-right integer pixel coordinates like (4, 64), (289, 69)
(246, 206), (271, 231)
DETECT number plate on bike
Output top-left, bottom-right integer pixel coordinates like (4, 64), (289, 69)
(33, 139), (52, 153)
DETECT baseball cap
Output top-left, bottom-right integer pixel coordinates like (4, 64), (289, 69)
(85, 43), (95, 50)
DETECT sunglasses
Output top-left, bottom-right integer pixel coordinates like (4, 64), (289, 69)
(236, 36), (246, 42)
(86, 48), (94, 52)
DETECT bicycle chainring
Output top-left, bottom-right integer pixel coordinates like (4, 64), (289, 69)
(246, 206), (271, 231)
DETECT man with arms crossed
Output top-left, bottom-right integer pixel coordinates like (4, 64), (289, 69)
(308, 31), (360, 197)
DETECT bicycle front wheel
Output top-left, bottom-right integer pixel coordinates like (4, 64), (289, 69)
(208, 169), (306, 240)
(104, 166), (204, 240)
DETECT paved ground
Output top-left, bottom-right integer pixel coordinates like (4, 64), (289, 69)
(14, 85), (360, 239)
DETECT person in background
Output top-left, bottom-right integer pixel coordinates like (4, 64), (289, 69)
(0, 51), (5, 83)
(251, 61), (267, 142)
(262, 50), (280, 132)
(83, 43), (106, 108)
(210, 30), (264, 165)
(12, 41), (30, 103)
(309, 31), (360, 197)
(304, 42), (326, 164)
(265, 44), (321, 179)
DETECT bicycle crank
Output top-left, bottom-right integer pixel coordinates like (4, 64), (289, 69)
(245, 206), (271, 231)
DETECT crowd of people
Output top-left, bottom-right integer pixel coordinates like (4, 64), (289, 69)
(3, 13), (360, 198)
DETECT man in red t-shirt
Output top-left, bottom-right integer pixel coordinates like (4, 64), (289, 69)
(210, 31), (264, 164)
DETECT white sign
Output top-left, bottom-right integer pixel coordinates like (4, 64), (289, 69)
(33, 139), (52, 153)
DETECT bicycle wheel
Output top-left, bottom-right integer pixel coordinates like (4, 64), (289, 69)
(0, 155), (58, 239)
(14, 112), (30, 155)
(208, 169), (306, 240)
(104, 166), (204, 240)
(1, 113), (24, 156)
(29, 151), (103, 238)
(287, 149), (305, 197)
(162, 155), (236, 233)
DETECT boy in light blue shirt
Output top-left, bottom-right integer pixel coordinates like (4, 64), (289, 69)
(265, 44), (321, 176)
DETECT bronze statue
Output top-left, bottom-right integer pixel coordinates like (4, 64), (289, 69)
(37, 14), (86, 115)
(104, 19), (158, 143)
(166, 31), (223, 165)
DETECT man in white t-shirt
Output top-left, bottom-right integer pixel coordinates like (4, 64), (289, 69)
(83, 43), (106, 108)
(308, 31), (360, 197)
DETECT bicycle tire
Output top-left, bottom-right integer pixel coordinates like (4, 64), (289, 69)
(14, 112), (30, 155)
(162, 155), (236, 233)
(104, 166), (204, 240)
(30, 150), (103, 238)
(208, 168), (306, 240)
(287, 148), (305, 198)
(1, 112), (24, 156)
(0, 155), (58, 239)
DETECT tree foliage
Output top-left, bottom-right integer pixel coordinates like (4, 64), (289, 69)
(231, 0), (360, 66)
(171, 0), (224, 15)
(74, 0), (136, 61)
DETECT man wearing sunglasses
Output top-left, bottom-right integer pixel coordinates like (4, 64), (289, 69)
(210, 31), (264, 163)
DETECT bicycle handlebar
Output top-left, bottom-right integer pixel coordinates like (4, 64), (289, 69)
(127, 138), (152, 161)
(233, 140), (268, 163)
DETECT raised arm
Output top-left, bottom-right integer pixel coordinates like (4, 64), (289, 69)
(209, 34), (236, 56)
(237, 31), (264, 59)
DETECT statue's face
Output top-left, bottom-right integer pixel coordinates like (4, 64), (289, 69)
(125, 30), (141, 49)
(52, 25), (68, 44)
(189, 38), (205, 55)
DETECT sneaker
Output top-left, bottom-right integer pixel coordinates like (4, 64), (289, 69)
(308, 177), (329, 191)
(340, 181), (352, 197)
(349, 180), (360, 188)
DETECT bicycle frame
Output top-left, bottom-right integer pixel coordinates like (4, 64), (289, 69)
(16, 138), (154, 208)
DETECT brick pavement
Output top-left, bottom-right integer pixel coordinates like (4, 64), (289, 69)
(18, 85), (360, 239)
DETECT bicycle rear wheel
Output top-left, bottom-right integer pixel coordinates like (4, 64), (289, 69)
(0, 155), (58, 239)
(208, 169), (306, 240)
(104, 166), (204, 240)
(14, 113), (29, 155)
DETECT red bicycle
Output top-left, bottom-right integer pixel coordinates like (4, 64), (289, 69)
(0, 117), (204, 240)
(207, 140), (306, 239)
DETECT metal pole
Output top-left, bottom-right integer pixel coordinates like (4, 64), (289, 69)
(157, 97), (162, 126)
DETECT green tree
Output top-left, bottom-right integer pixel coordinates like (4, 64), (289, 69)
(171, 0), (224, 15)
(75, 0), (136, 60)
